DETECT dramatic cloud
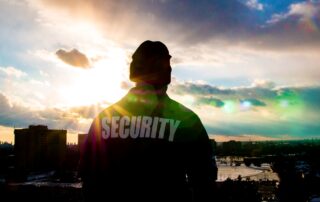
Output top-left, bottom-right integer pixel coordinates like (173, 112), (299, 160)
(171, 82), (233, 96)
(170, 81), (277, 99)
(1, 80), (320, 140)
(34, 0), (320, 50)
(0, 93), (91, 132)
(278, 86), (320, 108)
(167, 81), (320, 138)
(0, 93), (42, 127)
(56, 49), (90, 68)
(170, 81), (320, 111)
(40, 0), (256, 43)
(1, 0), (319, 142)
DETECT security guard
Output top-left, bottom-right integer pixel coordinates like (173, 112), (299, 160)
(79, 41), (217, 202)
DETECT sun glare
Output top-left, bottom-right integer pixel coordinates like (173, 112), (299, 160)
(59, 48), (129, 107)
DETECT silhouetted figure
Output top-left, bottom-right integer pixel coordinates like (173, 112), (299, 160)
(79, 41), (217, 202)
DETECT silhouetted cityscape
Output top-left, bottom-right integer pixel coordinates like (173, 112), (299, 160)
(0, 125), (320, 202)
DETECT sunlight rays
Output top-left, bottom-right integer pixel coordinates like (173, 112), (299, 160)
(59, 48), (128, 107)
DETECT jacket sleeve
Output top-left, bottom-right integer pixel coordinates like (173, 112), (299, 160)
(186, 116), (217, 201)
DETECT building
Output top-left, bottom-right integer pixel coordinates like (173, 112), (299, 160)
(78, 133), (87, 156)
(14, 125), (67, 173)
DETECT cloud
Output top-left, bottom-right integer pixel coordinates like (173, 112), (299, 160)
(196, 97), (225, 108)
(239, 98), (266, 107)
(268, 2), (320, 24)
(32, 0), (258, 45)
(278, 86), (320, 108)
(1, 79), (320, 139)
(33, 0), (320, 51)
(245, 0), (264, 11)
(170, 80), (320, 109)
(56, 48), (90, 68)
(168, 80), (320, 137)
(252, 79), (276, 89)
(39, 70), (49, 77)
(0, 66), (27, 78)
(289, 1), (319, 18)
(0, 92), (92, 132)
(68, 102), (111, 119)
(170, 81), (277, 99)
(262, 1), (320, 49)
(171, 82), (234, 96)
(0, 93), (40, 127)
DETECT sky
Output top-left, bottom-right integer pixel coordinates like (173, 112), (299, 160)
(0, 0), (320, 143)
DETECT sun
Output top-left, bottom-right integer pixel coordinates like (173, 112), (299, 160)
(59, 48), (130, 107)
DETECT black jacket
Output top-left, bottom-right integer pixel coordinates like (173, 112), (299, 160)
(79, 85), (217, 202)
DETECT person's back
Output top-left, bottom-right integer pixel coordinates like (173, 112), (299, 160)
(79, 41), (217, 202)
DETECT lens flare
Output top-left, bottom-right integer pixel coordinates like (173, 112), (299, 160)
(275, 89), (305, 120)
(223, 100), (236, 113)
(299, 17), (319, 33)
(240, 100), (252, 111)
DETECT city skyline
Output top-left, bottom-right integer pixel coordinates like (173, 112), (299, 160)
(1, 0), (320, 144)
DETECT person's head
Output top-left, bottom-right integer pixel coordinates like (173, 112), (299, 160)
(129, 40), (172, 86)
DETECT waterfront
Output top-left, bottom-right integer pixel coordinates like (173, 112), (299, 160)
(217, 163), (279, 182)
(1, 139), (320, 201)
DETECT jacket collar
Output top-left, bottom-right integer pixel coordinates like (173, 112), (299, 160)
(129, 84), (168, 98)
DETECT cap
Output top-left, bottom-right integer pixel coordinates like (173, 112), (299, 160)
(129, 40), (171, 85)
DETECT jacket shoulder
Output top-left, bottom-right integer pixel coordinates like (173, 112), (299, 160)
(96, 99), (126, 119)
(166, 97), (200, 120)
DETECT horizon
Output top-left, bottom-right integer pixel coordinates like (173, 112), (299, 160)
(1, 125), (320, 145)
(1, 0), (320, 143)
